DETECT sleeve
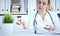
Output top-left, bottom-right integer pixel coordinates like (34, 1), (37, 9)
(52, 12), (60, 33)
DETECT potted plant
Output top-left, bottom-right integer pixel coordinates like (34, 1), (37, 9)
(2, 14), (14, 36)
(3, 14), (13, 23)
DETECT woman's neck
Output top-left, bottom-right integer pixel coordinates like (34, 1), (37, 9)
(38, 10), (46, 21)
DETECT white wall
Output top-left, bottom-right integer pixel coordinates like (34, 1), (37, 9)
(50, 0), (56, 12)
(28, 0), (37, 29)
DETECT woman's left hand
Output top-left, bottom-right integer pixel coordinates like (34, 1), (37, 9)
(44, 25), (54, 31)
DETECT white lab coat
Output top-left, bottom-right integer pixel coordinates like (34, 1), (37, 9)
(29, 11), (60, 33)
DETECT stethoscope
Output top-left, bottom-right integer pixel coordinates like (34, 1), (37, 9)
(33, 10), (56, 34)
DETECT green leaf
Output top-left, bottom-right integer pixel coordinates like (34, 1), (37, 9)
(3, 14), (13, 24)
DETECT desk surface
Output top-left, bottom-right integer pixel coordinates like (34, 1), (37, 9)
(13, 29), (60, 36)
(0, 29), (60, 36)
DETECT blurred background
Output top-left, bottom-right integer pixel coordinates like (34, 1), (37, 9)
(0, 0), (60, 36)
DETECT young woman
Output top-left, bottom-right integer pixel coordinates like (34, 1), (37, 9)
(16, 0), (60, 33)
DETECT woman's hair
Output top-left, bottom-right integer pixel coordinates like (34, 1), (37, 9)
(47, 0), (53, 11)
(48, 0), (50, 4)
(37, 0), (54, 11)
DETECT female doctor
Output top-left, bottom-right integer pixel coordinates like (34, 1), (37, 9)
(16, 0), (60, 33)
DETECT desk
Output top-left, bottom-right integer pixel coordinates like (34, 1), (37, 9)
(13, 29), (60, 36)
(0, 29), (60, 36)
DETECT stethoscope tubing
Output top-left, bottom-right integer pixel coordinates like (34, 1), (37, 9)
(33, 11), (55, 33)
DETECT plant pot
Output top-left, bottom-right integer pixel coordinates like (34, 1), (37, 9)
(1, 23), (14, 36)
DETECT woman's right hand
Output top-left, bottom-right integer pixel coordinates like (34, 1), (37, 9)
(16, 18), (27, 29)
(16, 18), (25, 25)
(16, 19), (21, 25)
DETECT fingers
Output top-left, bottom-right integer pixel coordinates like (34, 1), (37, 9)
(16, 18), (27, 29)
(16, 18), (22, 25)
(16, 21), (21, 25)
(44, 25), (54, 31)
(16, 18), (26, 25)
(44, 27), (51, 31)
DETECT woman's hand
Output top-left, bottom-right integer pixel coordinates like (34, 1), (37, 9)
(44, 25), (54, 31)
(16, 19), (21, 25)
(16, 18), (27, 29)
